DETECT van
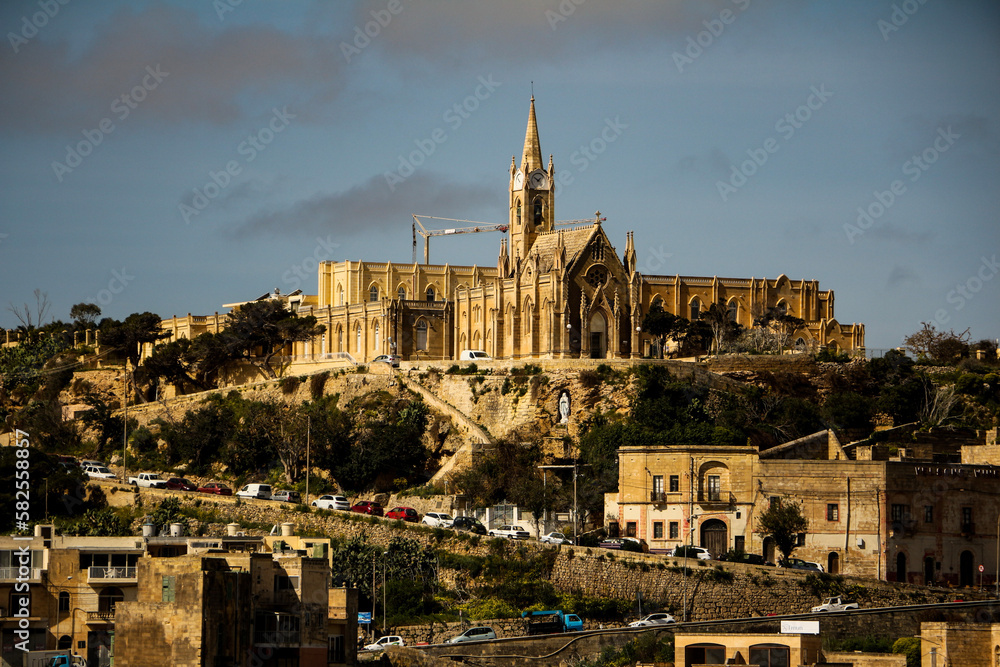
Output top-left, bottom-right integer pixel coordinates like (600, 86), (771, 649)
(236, 483), (272, 500)
(459, 350), (492, 361)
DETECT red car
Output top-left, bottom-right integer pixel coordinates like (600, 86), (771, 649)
(351, 501), (384, 516)
(198, 482), (233, 496)
(385, 507), (418, 522)
(166, 477), (198, 491)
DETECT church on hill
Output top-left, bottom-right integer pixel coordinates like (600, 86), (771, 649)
(162, 98), (865, 363)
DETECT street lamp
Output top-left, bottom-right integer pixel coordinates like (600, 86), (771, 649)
(382, 551), (389, 631)
(995, 511), (999, 599)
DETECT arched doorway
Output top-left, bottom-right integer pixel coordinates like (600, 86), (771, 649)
(589, 311), (606, 359)
(763, 537), (775, 565)
(960, 550), (975, 587)
(827, 552), (839, 575)
(895, 552), (907, 583)
(924, 556), (935, 585)
(700, 519), (727, 558)
(58, 636), (72, 650)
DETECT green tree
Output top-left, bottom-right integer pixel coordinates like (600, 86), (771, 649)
(99, 312), (168, 367)
(756, 498), (808, 564)
(69, 303), (101, 329)
(891, 637), (920, 667)
(702, 301), (743, 353)
(221, 300), (325, 380)
(641, 301), (687, 358)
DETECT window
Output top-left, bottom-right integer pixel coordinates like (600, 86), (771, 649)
(625, 522), (637, 538)
(533, 198), (543, 226)
(653, 522), (663, 539)
(274, 575), (299, 591)
(669, 522), (679, 539)
(356, 326), (362, 353)
(769, 496), (781, 509)
(891, 504), (908, 522)
(369, 285), (379, 302)
(652, 475), (664, 495)
(962, 507), (972, 524)
(516, 199), (521, 225)
(373, 322), (380, 349)
(337, 286), (344, 306)
(58, 591), (70, 613)
(669, 475), (679, 493)
(416, 320), (428, 351)
(827, 504), (839, 521)
(749, 644), (790, 667)
(161, 575), (176, 602)
(707, 475), (721, 501)
(796, 533), (806, 546)
(924, 505), (933, 523)
(328, 635), (345, 663)
(775, 302), (787, 316)
(426, 286), (435, 302)
(397, 286), (406, 301)
(728, 300), (738, 322)
(734, 536), (745, 552)
(690, 298), (701, 321)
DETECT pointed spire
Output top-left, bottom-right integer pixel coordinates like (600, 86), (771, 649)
(521, 96), (543, 172)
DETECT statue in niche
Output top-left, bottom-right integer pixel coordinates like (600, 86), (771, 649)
(558, 390), (571, 424)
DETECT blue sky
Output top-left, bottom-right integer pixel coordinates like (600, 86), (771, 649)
(1, 0), (997, 350)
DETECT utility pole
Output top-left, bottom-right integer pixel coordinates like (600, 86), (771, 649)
(122, 360), (128, 484)
(305, 416), (311, 506)
(537, 463), (590, 544)
(683, 456), (694, 622)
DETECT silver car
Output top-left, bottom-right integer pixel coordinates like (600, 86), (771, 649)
(446, 626), (497, 643)
(628, 612), (676, 627)
(540, 532), (572, 545)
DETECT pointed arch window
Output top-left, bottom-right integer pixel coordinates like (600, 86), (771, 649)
(426, 286), (435, 302)
(516, 199), (522, 226)
(690, 298), (701, 321)
(369, 285), (379, 302)
(416, 320), (428, 351)
(727, 300), (738, 323)
(533, 197), (543, 226)
(397, 286), (406, 301)
(373, 321), (380, 350)
(356, 325), (362, 353)
(337, 286), (344, 306)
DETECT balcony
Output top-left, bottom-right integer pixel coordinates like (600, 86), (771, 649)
(0, 567), (42, 582)
(87, 566), (137, 582)
(86, 610), (116, 624)
(697, 490), (736, 508)
(960, 522), (975, 538)
(650, 491), (666, 503)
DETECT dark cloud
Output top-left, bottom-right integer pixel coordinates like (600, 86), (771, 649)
(886, 265), (922, 290)
(0, 5), (343, 133)
(229, 171), (502, 239)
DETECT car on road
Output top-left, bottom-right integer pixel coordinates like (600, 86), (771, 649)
(312, 495), (350, 511)
(628, 612), (676, 627)
(363, 635), (404, 651)
(385, 506), (419, 522)
(421, 512), (454, 528)
(445, 626), (497, 643)
(372, 354), (401, 368)
(79, 459), (105, 469)
(669, 545), (712, 560)
(451, 516), (487, 535)
(489, 525), (530, 540)
(351, 500), (384, 516)
(83, 465), (117, 480)
(601, 538), (647, 553)
(540, 532), (572, 545)
(165, 477), (198, 491)
(810, 596), (858, 613)
(198, 482), (233, 496)
(782, 557), (824, 572)
(271, 490), (301, 503)
(719, 551), (773, 566)
(236, 483), (272, 500)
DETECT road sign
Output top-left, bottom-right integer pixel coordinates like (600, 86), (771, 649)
(358, 612), (372, 625)
(980, 564), (985, 573)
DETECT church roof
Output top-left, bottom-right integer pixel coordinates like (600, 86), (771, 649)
(525, 224), (598, 273)
(521, 96), (543, 173)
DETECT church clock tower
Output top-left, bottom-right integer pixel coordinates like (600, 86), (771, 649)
(509, 96), (555, 267)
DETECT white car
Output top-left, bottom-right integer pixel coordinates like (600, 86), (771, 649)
(628, 612), (676, 627)
(83, 465), (117, 480)
(668, 545), (712, 560)
(540, 532), (572, 545)
(311, 495), (350, 511)
(811, 596), (858, 613)
(489, 525), (530, 540)
(236, 483), (272, 500)
(363, 635), (404, 651)
(421, 512), (454, 528)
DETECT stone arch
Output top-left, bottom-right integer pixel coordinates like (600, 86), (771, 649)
(726, 298), (740, 323)
(368, 283), (380, 302)
(698, 461), (730, 502)
(58, 635), (72, 650)
(396, 284), (407, 301)
(415, 318), (429, 351)
(588, 310), (607, 359)
(700, 519), (728, 558)
(425, 284), (437, 302)
(336, 283), (344, 306)
(827, 552), (839, 574)
(689, 296), (702, 321)
(472, 330), (481, 349)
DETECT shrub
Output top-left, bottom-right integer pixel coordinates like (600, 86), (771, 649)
(278, 376), (301, 394)
(578, 370), (601, 388)
(309, 371), (329, 399)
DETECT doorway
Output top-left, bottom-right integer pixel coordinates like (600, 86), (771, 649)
(827, 552), (839, 575)
(589, 312), (606, 359)
(700, 520), (728, 559)
(924, 556), (935, 586)
(895, 552), (907, 583)
(960, 550), (975, 587)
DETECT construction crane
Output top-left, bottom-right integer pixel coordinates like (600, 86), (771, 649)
(555, 211), (607, 226)
(412, 215), (509, 264)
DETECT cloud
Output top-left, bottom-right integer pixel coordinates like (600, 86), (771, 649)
(886, 265), (922, 290)
(0, 5), (343, 133)
(867, 223), (933, 246)
(229, 171), (502, 239)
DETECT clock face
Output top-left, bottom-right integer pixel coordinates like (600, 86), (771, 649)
(512, 170), (524, 190)
(529, 170), (548, 189)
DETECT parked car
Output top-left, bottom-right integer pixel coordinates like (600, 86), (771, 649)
(165, 477), (198, 491)
(540, 532), (572, 545)
(489, 525), (530, 540)
(782, 557), (824, 572)
(421, 512), (454, 528)
(198, 482), (233, 495)
(83, 465), (117, 480)
(810, 596), (858, 613)
(128, 472), (167, 488)
(236, 483), (272, 500)
(271, 490), (301, 503)
(445, 626), (497, 643)
(451, 516), (487, 535)
(600, 538), (646, 553)
(372, 354), (401, 368)
(628, 612), (676, 627)
(79, 459), (104, 469)
(312, 494), (350, 511)
(385, 507), (419, 522)
(351, 500), (384, 516)
(459, 349), (492, 361)
(363, 635), (404, 652)
(669, 545), (712, 560)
